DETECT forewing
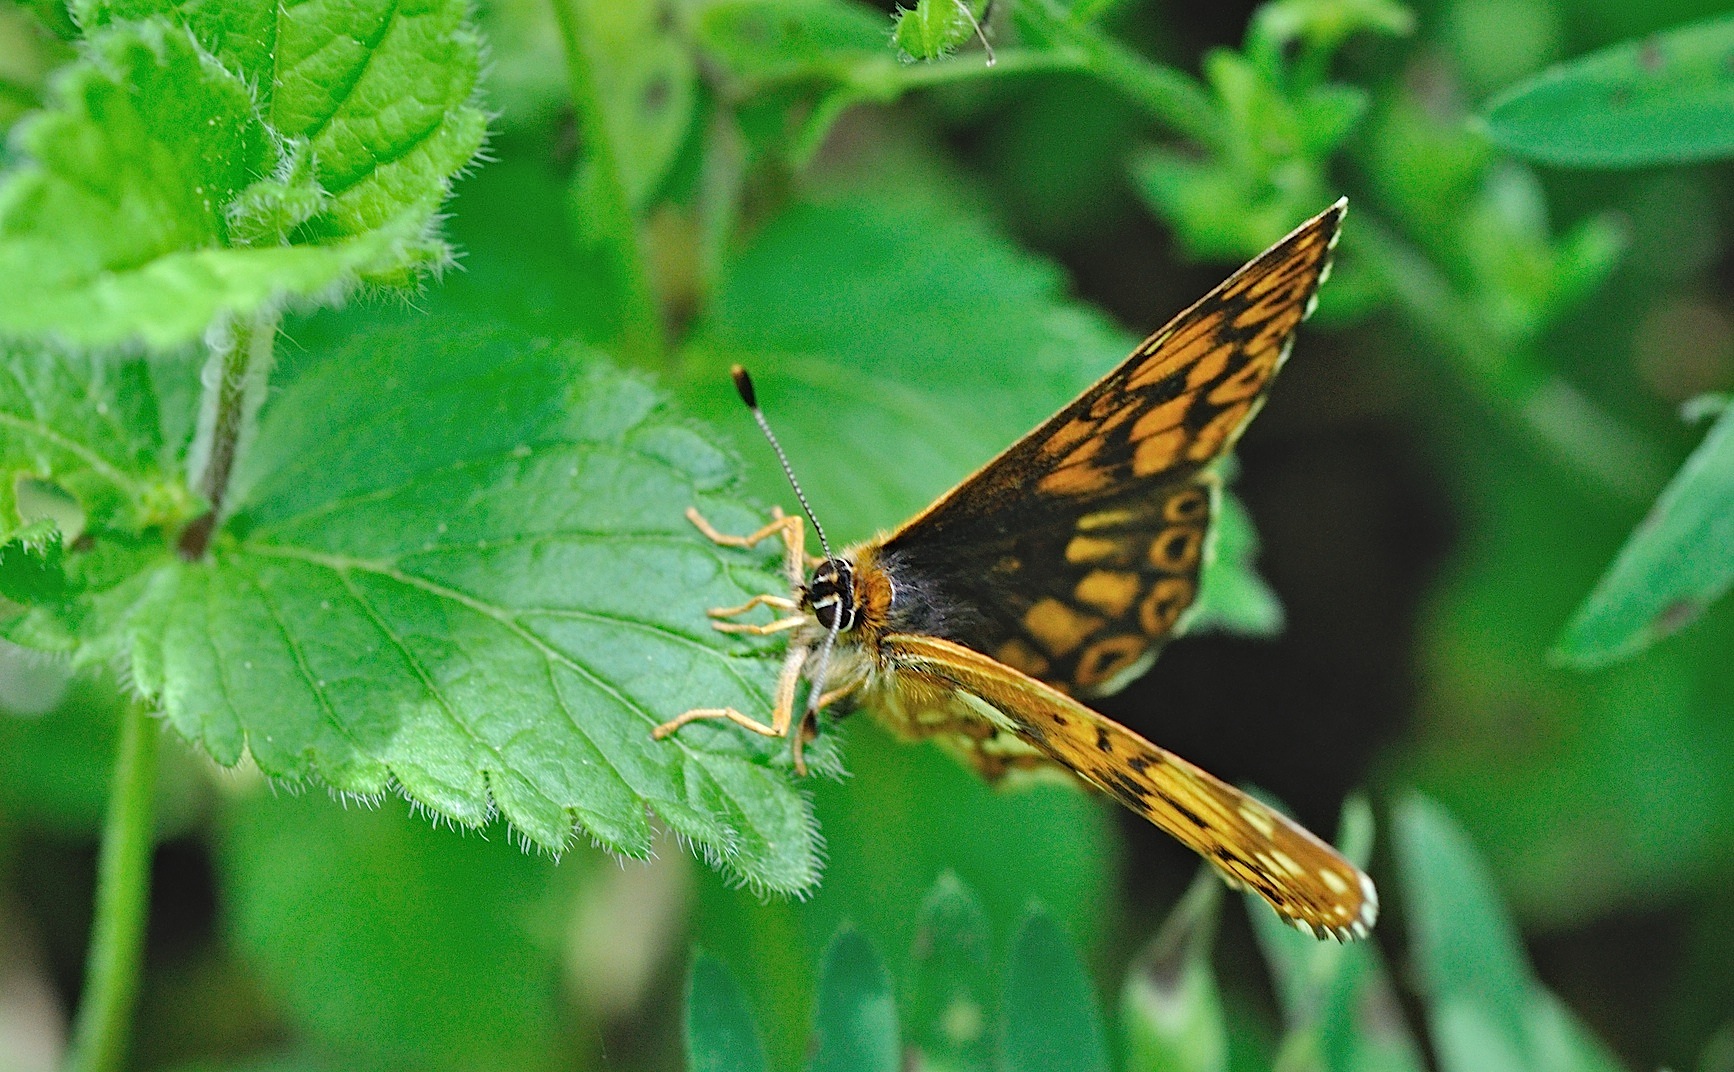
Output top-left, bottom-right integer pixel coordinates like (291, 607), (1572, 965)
(880, 201), (1344, 696)
(882, 633), (1378, 940)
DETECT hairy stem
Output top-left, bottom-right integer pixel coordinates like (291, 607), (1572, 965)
(552, 0), (666, 366)
(179, 310), (277, 559)
(65, 699), (161, 1072)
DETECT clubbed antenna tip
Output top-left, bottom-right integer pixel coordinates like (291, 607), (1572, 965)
(730, 365), (758, 410)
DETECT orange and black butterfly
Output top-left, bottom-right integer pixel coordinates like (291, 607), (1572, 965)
(655, 199), (1376, 941)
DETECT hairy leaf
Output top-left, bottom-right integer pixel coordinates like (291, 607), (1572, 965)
(3, 329), (829, 894)
(0, 1), (484, 347)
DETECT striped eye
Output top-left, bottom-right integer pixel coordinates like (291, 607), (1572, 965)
(805, 559), (858, 631)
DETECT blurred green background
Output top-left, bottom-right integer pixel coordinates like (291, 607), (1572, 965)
(1, 0), (1731, 1069)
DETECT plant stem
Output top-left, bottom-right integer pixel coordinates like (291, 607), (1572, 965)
(65, 699), (161, 1072)
(552, 0), (666, 366)
(179, 310), (277, 559)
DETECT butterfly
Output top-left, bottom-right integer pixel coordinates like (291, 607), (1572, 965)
(655, 199), (1376, 941)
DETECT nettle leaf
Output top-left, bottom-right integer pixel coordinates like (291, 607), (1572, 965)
(678, 194), (1284, 636)
(0, 1), (484, 347)
(4, 329), (828, 894)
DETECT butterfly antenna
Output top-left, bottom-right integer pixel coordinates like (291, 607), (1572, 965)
(731, 365), (832, 559)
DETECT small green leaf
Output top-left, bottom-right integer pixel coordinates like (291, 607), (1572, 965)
(1196, 487), (1284, 636)
(907, 872), (994, 1072)
(1120, 869), (1228, 1072)
(1482, 14), (1734, 167)
(688, 954), (770, 1072)
(1554, 403), (1734, 667)
(1000, 911), (1110, 1072)
(892, 0), (984, 63)
(811, 928), (900, 1072)
(573, 0), (696, 212)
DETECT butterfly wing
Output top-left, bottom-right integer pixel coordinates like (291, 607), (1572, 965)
(878, 201), (1344, 697)
(882, 632), (1378, 940)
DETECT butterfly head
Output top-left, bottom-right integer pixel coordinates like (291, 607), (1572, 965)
(804, 558), (858, 632)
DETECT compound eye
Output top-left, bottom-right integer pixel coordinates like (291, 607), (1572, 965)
(807, 559), (857, 632)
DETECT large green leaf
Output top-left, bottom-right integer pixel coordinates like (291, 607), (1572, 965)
(1554, 402), (1734, 667)
(906, 872), (994, 1072)
(0, 0), (484, 347)
(1120, 868), (1228, 1072)
(2, 329), (829, 893)
(1482, 15), (1734, 167)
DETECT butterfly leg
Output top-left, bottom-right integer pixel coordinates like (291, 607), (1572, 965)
(708, 593), (800, 620)
(651, 643), (814, 775)
(712, 615), (806, 636)
(686, 505), (811, 590)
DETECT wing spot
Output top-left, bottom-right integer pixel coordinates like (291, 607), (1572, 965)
(1139, 577), (1195, 636)
(1132, 427), (1187, 477)
(1023, 598), (1104, 657)
(1238, 804), (1276, 837)
(1074, 634), (1147, 689)
(1270, 850), (1303, 877)
(1163, 486), (1210, 524)
(1065, 534), (1132, 565)
(1038, 463), (1114, 497)
(1078, 507), (1143, 531)
(1074, 570), (1141, 617)
(1184, 400), (1253, 462)
(1184, 342), (1235, 389)
(1130, 394), (1192, 442)
(1207, 347), (1280, 404)
(1319, 869), (1349, 895)
(995, 638), (1051, 678)
(1149, 526), (1204, 572)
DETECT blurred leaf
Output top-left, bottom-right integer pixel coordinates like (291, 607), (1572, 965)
(222, 790), (565, 1072)
(1395, 795), (1627, 1072)
(571, 0), (696, 213)
(1000, 911), (1110, 1072)
(907, 872), (994, 1072)
(1196, 489), (1284, 636)
(694, 0), (888, 85)
(688, 953), (771, 1072)
(1120, 868), (1228, 1072)
(1482, 14), (1734, 167)
(811, 928), (900, 1072)
(1554, 403), (1734, 667)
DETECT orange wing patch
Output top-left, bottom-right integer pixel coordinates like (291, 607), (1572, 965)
(880, 633), (1378, 941)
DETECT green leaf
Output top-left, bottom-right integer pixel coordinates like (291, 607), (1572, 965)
(811, 928), (900, 1072)
(680, 193), (1281, 633)
(1394, 795), (1627, 1072)
(571, 0), (696, 213)
(3, 328), (828, 894)
(907, 872), (994, 1072)
(222, 790), (565, 1072)
(0, 2), (484, 347)
(1000, 911), (1110, 1072)
(695, 0), (890, 86)
(1120, 869), (1228, 1072)
(688, 954), (771, 1072)
(1482, 14), (1734, 167)
(1554, 404), (1734, 667)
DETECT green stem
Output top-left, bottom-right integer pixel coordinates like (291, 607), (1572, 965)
(65, 699), (161, 1072)
(552, 0), (666, 366)
(179, 310), (278, 559)
(1019, 0), (1223, 149)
